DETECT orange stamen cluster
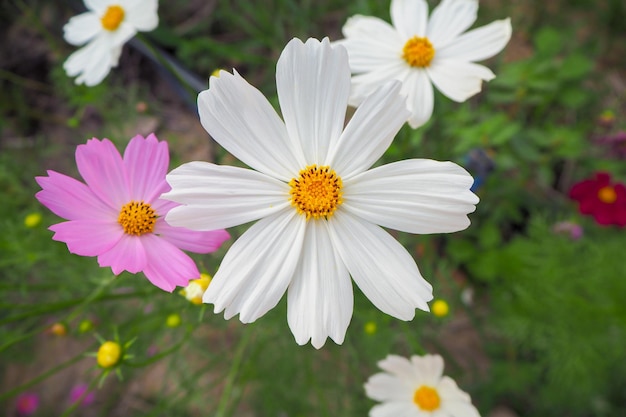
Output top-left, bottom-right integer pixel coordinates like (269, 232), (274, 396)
(101, 5), (125, 31)
(289, 165), (343, 220)
(402, 36), (435, 67)
(118, 201), (157, 235)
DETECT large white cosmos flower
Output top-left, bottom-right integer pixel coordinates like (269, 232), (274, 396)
(163, 38), (478, 349)
(365, 354), (480, 417)
(63, 0), (158, 86)
(336, 0), (512, 128)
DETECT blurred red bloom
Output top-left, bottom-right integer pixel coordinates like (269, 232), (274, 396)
(569, 172), (626, 227)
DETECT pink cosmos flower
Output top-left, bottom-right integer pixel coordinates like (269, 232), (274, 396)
(35, 134), (230, 291)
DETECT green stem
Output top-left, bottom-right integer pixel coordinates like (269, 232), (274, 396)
(214, 329), (253, 417)
(0, 350), (89, 401)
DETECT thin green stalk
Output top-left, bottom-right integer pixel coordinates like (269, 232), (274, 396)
(0, 350), (89, 401)
(214, 329), (253, 417)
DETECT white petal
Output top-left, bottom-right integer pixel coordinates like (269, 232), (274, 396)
(84, 0), (111, 13)
(328, 211), (433, 319)
(347, 62), (409, 107)
(343, 159), (478, 234)
(403, 70), (434, 128)
(391, 0), (429, 38)
(437, 18), (512, 62)
(411, 354), (445, 386)
(106, 22), (137, 47)
(328, 81), (409, 178)
(198, 71), (303, 181)
(64, 36), (115, 86)
(337, 16), (403, 74)
(370, 402), (421, 417)
(163, 162), (290, 231)
(342, 15), (399, 41)
(63, 12), (101, 46)
(276, 38), (349, 165)
(427, 59), (494, 102)
(377, 355), (422, 383)
(365, 373), (414, 402)
(438, 376), (472, 402)
(427, 0), (478, 48)
(287, 220), (353, 349)
(125, 0), (159, 32)
(203, 210), (306, 323)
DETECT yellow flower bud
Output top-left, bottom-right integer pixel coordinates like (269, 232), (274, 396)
(97, 341), (122, 368)
(432, 299), (450, 318)
(24, 213), (42, 228)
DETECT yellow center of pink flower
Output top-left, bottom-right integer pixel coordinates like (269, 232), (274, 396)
(597, 186), (617, 204)
(118, 201), (157, 235)
(101, 5), (125, 31)
(413, 386), (441, 411)
(402, 36), (435, 67)
(289, 165), (342, 220)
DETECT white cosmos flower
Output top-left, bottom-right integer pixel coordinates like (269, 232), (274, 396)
(335, 0), (512, 128)
(163, 37), (478, 349)
(365, 354), (480, 417)
(63, 0), (158, 86)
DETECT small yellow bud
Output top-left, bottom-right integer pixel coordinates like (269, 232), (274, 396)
(49, 322), (67, 336)
(78, 319), (94, 333)
(364, 321), (377, 335)
(24, 213), (42, 228)
(97, 341), (122, 368)
(432, 299), (450, 318)
(166, 313), (181, 328)
(211, 69), (223, 78)
(180, 273), (212, 305)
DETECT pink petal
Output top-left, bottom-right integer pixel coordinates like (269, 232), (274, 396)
(35, 171), (115, 221)
(141, 234), (201, 291)
(49, 220), (122, 256)
(75, 138), (130, 209)
(97, 234), (147, 274)
(155, 218), (230, 253)
(123, 134), (171, 202)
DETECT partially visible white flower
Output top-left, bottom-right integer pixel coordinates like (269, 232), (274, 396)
(163, 37), (478, 349)
(365, 354), (480, 417)
(63, 0), (159, 86)
(336, 0), (512, 128)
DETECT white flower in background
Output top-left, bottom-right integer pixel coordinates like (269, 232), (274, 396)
(163, 37), (478, 349)
(63, 0), (159, 86)
(336, 0), (512, 128)
(365, 354), (480, 417)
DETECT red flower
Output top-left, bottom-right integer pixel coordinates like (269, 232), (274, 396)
(569, 172), (626, 227)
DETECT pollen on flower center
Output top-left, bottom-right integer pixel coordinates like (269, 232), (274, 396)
(413, 385), (441, 411)
(118, 201), (157, 235)
(289, 164), (343, 220)
(101, 5), (125, 31)
(597, 185), (617, 204)
(402, 36), (435, 67)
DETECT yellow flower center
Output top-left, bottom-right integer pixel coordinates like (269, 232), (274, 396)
(101, 5), (125, 31)
(597, 185), (617, 204)
(289, 165), (343, 220)
(97, 341), (122, 368)
(402, 36), (435, 67)
(413, 386), (441, 411)
(118, 201), (157, 236)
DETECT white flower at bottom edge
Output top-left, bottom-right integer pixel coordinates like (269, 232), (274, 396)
(63, 0), (159, 86)
(162, 37), (479, 349)
(365, 354), (481, 417)
(335, 0), (512, 128)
